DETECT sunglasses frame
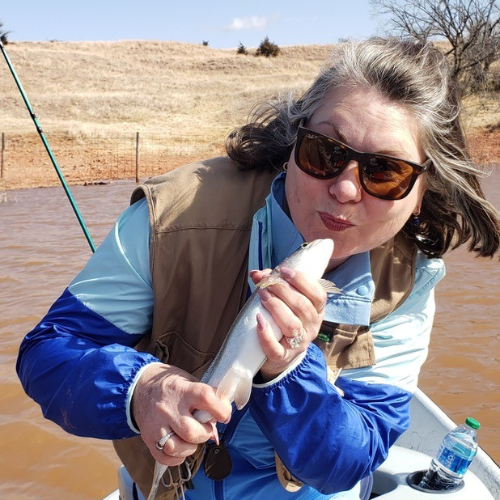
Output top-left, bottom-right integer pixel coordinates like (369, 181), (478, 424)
(294, 126), (432, 201)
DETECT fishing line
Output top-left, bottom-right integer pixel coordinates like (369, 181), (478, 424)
(0, 40), (96, 253)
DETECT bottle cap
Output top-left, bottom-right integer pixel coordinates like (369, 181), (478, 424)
(465, 417), (480, 429)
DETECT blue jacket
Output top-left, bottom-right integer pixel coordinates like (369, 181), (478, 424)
(17, 174), (445, 499)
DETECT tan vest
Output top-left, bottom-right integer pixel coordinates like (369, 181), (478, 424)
(113, 157), (417, 499)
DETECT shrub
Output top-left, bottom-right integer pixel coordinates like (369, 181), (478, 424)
(237, 43), (248, 55)
(255, 36), (280, 57)
(0, 20), (10, 44)
(202, 40), (209, 47)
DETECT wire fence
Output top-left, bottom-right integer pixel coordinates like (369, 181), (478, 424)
(0, 131), (227, 189)
(0, 130), (498, 190)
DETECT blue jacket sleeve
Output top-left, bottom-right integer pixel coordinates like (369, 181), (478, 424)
(16, 199), (157, 440)
(16, 288), (159, 440)
(249, 343), (412, 494)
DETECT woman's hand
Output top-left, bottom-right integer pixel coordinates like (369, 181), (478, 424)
(131, 363), (232, 466)
(250, 267), (327, 381)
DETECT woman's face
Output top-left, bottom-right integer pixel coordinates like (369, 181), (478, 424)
(285, 85), (427, 270)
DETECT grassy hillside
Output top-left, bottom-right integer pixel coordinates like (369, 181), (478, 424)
(2, 41), (499, 132)
(1, 42), (337, 138)
(0, 41), (498, 190)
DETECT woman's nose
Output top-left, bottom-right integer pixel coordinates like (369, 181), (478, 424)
(328, 162), (362, 203)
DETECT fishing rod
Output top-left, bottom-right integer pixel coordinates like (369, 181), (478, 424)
(0, 39), (96, 253)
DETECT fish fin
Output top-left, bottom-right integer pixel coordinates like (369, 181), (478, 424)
(318, 279), (342, 294)
(217, 365), (253, 410)
(256, 276), (286, 289)
(233, 375), (253, 410)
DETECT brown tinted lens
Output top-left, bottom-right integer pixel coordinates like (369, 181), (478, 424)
(297, 129), (419, 200)
(362, 157), (414, 199)
(299, 134), (345, 177)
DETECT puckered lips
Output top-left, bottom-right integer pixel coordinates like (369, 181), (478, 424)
(319, 212), (354, 232)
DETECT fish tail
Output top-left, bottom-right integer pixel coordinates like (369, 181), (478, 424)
(147, 461), (168, 500)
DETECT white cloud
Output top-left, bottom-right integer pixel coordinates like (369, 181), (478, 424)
(225, 16), (268, 32)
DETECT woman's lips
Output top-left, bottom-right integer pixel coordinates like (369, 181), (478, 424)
(319, 212), (354, 231)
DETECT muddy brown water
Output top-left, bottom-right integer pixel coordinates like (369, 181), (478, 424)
(1, 173), (498, 500)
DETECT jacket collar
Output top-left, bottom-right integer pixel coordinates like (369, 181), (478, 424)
(249, 172), (374, 327)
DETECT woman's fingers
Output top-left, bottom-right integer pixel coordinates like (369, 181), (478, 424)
(257, 268), (326, 341)
(278, 266), (327, 315)
(258, 287), (305, 343)
(131, 363), (231, 464)
(152, 430), (195, 465)
(256, 312), (305, 381)
(253, 268), (327, 380)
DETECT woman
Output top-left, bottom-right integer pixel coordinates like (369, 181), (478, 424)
(17, 38), (499, 500)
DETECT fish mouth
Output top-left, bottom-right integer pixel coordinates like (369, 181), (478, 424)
(319, 212), (354, 231)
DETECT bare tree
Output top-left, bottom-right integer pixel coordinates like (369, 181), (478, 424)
(371, 0), (500, 91)
(0, 20), (10, 44)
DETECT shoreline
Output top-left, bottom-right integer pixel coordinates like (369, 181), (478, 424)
(0, 127), (498, 192)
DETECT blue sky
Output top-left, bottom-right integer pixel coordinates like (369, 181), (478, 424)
(1, 0), (389, 49)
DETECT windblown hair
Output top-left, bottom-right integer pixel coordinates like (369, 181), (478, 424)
(226, 37), (500, 259)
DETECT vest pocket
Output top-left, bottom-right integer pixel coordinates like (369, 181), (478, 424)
(314, 322), (375, 370)
(151, 330), (216, 379)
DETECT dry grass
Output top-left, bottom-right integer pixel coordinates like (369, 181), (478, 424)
(0, 41), (498, 190)
(1, 41), (335, 138)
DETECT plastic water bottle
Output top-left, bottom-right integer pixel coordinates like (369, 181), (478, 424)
(418, 417), (480, 491)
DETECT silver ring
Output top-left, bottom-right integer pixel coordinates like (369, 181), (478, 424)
(155, 431), (175, 451)
(287, 327), (305, 349)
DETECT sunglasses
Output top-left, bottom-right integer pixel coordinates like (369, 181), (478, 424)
(294, 127), (431, 200)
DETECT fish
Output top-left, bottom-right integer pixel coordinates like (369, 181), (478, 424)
(147, 238), (339, 500)
(195, 238), (339, 420)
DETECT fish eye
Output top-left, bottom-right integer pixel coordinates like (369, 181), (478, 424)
(301, 242), (310, 249)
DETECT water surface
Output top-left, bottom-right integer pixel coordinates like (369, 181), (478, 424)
(1, 174), (498, 500)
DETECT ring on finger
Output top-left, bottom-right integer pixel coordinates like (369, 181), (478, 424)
(286, 327), (305, 349)
(156, 430), (176, 451)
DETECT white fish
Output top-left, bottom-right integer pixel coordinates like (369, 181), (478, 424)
(195, 238), (338, 421)
(147, 238), (339, 500)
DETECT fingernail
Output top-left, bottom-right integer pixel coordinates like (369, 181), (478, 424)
(249, 270), (259, 278)
(279, 267), (296, 280)
(258, 288), (272, 302)
(256, 313), (267, 330)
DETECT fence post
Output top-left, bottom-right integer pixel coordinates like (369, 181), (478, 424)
(135, 131), (140, 184)
(1, 133), (4, 179)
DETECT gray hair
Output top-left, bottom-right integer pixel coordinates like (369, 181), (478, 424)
(226, 37), (499, 258)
